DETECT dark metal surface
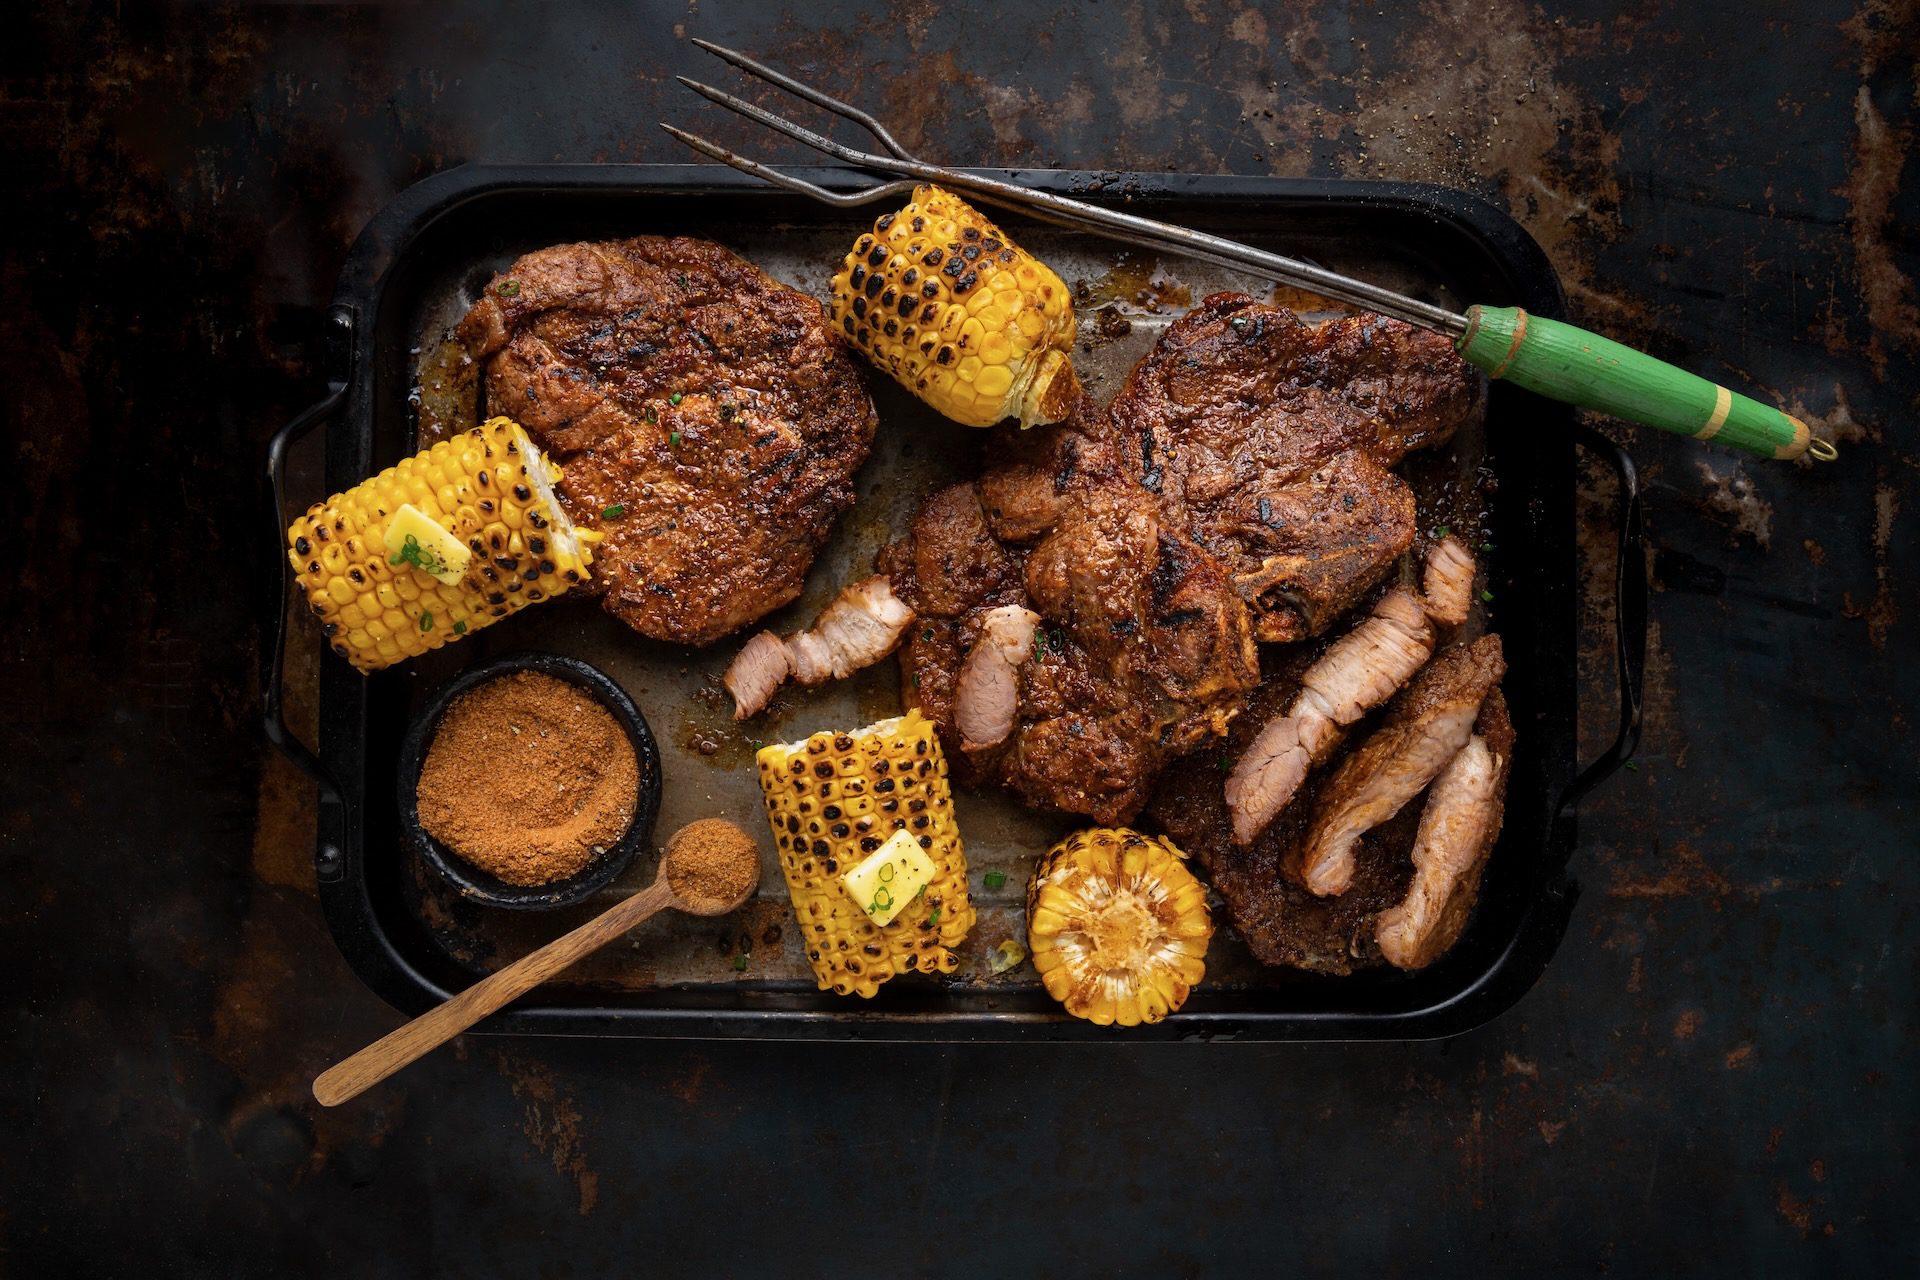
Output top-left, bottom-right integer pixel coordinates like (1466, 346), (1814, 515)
(4, 0), (1913, 1271)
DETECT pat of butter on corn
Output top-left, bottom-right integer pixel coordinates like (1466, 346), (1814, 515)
(840, 829), (937, 926)
(384, 503), (472, 586)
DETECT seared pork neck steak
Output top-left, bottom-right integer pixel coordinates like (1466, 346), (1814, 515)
(457, 237), (877, 647)
(885, 398), (1260, 825)
(1108, 295), (1482, 643)
(1150, 657), (1514, 975)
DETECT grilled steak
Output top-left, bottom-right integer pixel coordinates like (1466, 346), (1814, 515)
(885, 397), (1260, 825)
(1107, 295), (1482, 642)
(1149, 656), (1513, 975)
(457, 237), (877, 646)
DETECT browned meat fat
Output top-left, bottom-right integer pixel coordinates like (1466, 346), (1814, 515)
(1295, 635), (1505, 896)
(1107, 295), (1482, 643)
(456, 237), (877, 647)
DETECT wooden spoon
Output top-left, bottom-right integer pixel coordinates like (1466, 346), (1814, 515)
(313, 823), (759, 1106)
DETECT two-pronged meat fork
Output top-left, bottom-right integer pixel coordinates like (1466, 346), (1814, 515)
(665, 39), (1831, 462)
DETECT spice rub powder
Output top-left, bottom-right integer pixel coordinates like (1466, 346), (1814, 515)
(417, 670), (640, 886)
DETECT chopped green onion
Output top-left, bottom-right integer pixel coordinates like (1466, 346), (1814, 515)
(878, 863), (895, 882)
(1480, 541), (1495, 553)
(1624, 761), (1639, 772)
(452, 620), (467, 635)
(732, 953), (749, 971)
(419, 611), (433, 632)
(983, 870), (1007, 890)
(926, 905), (941, 927)
(602, 503), (626, 518)
(1480, 588), (1495, 603)
(670, 392), (684, 405)
(670, 431), (683, 446)
(496, 279), (521, 297)
(1434, 524), (1451, 537)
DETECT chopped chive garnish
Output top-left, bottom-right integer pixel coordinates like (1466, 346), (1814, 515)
(921, 628), (934, 642)
(670, 431), (683, 446)
(911, 674), (920, 688)
(1434, 524), (1451, 537)
(670, 392), (684, 405)
(983, 870), (1007, 890)
(602, 503), (626, 518)
(927, 906), (941, 927)
(1480, 588), (1495, 603)
(452, 620), (467, 635)
(645, 407), (657, 423)
(1480, 541), (1495, 552)
(732, 953), (749, 970)
(497, 279), (520, 297)
(419, 611), (433, 631)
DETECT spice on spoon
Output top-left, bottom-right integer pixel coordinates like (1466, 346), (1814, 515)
(662, 818), (761, 912)
(417, 670), (640, 886)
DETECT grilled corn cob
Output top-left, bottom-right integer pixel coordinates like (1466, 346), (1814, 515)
(286, 416), (599, 672)
(1027, 827), (1212, 1027)
(755, 711), (976, 996)
(830, 184), (1078, 428)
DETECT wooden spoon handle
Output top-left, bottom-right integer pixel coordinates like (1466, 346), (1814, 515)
(313, 878), (676, 1106)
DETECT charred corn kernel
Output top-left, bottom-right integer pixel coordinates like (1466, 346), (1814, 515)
(1026, 827), (1212, 1028)
(831, 184), (1078, 429)
(755, 712), (976, 997)
(285, 417), (601, 673)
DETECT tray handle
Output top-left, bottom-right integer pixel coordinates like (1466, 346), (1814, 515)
(264, 309), (352, 878)
(1552, 423), (1646, 839)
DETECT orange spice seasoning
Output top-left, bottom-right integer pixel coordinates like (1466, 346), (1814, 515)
(662, 819), (761, 912)
(417, 671), (640, 886)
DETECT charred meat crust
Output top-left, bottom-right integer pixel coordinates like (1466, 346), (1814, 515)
(1106, 294), (1482, 643)
(456, 236), (878, 647)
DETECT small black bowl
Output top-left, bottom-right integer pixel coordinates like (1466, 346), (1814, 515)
(398, 652), (663, 909)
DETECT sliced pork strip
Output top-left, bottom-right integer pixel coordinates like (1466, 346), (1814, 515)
(724, 631), (791, 720)
(1223, 709), (1341, 845)
(725, 576), (915, 718)
(1375, 734), (1502, 969)
(1420, 535), (1476, 628)
(799, 576), (915, 681)
(954, 606), (1041, 749)
(1295, 635), (1505, 896)
(1224, 587), (1434, 845)
(1298, 588), (1435, 724)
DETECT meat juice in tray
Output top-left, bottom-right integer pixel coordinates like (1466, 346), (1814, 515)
(357, 185), (1512, 1014)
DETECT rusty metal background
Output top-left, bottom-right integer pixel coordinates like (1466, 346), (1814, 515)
(3, 0), (1914, 1271)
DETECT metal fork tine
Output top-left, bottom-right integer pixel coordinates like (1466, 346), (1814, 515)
(676, 76), (917, 175)
(658, 124), (918, 208)
(666, 52), (1468, 333)
(690, 38), (916, 162)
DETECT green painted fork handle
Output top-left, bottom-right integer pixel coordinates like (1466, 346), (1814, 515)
(1456, 306), (1817, 461)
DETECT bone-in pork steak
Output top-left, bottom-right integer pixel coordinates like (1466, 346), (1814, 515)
(1107, 295), (1482, 643)
(457, 237), (877, 647)
(883, 397), (1260, 825)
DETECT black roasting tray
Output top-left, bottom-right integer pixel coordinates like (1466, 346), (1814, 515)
(265, 164), (1644, 1041)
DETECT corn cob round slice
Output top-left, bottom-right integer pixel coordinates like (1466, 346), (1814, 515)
(1026, 827), (1212, 1027)
(830, 184), (1078, 429)
(286, 416), (600, 673)
(755, 711), (976, 997)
